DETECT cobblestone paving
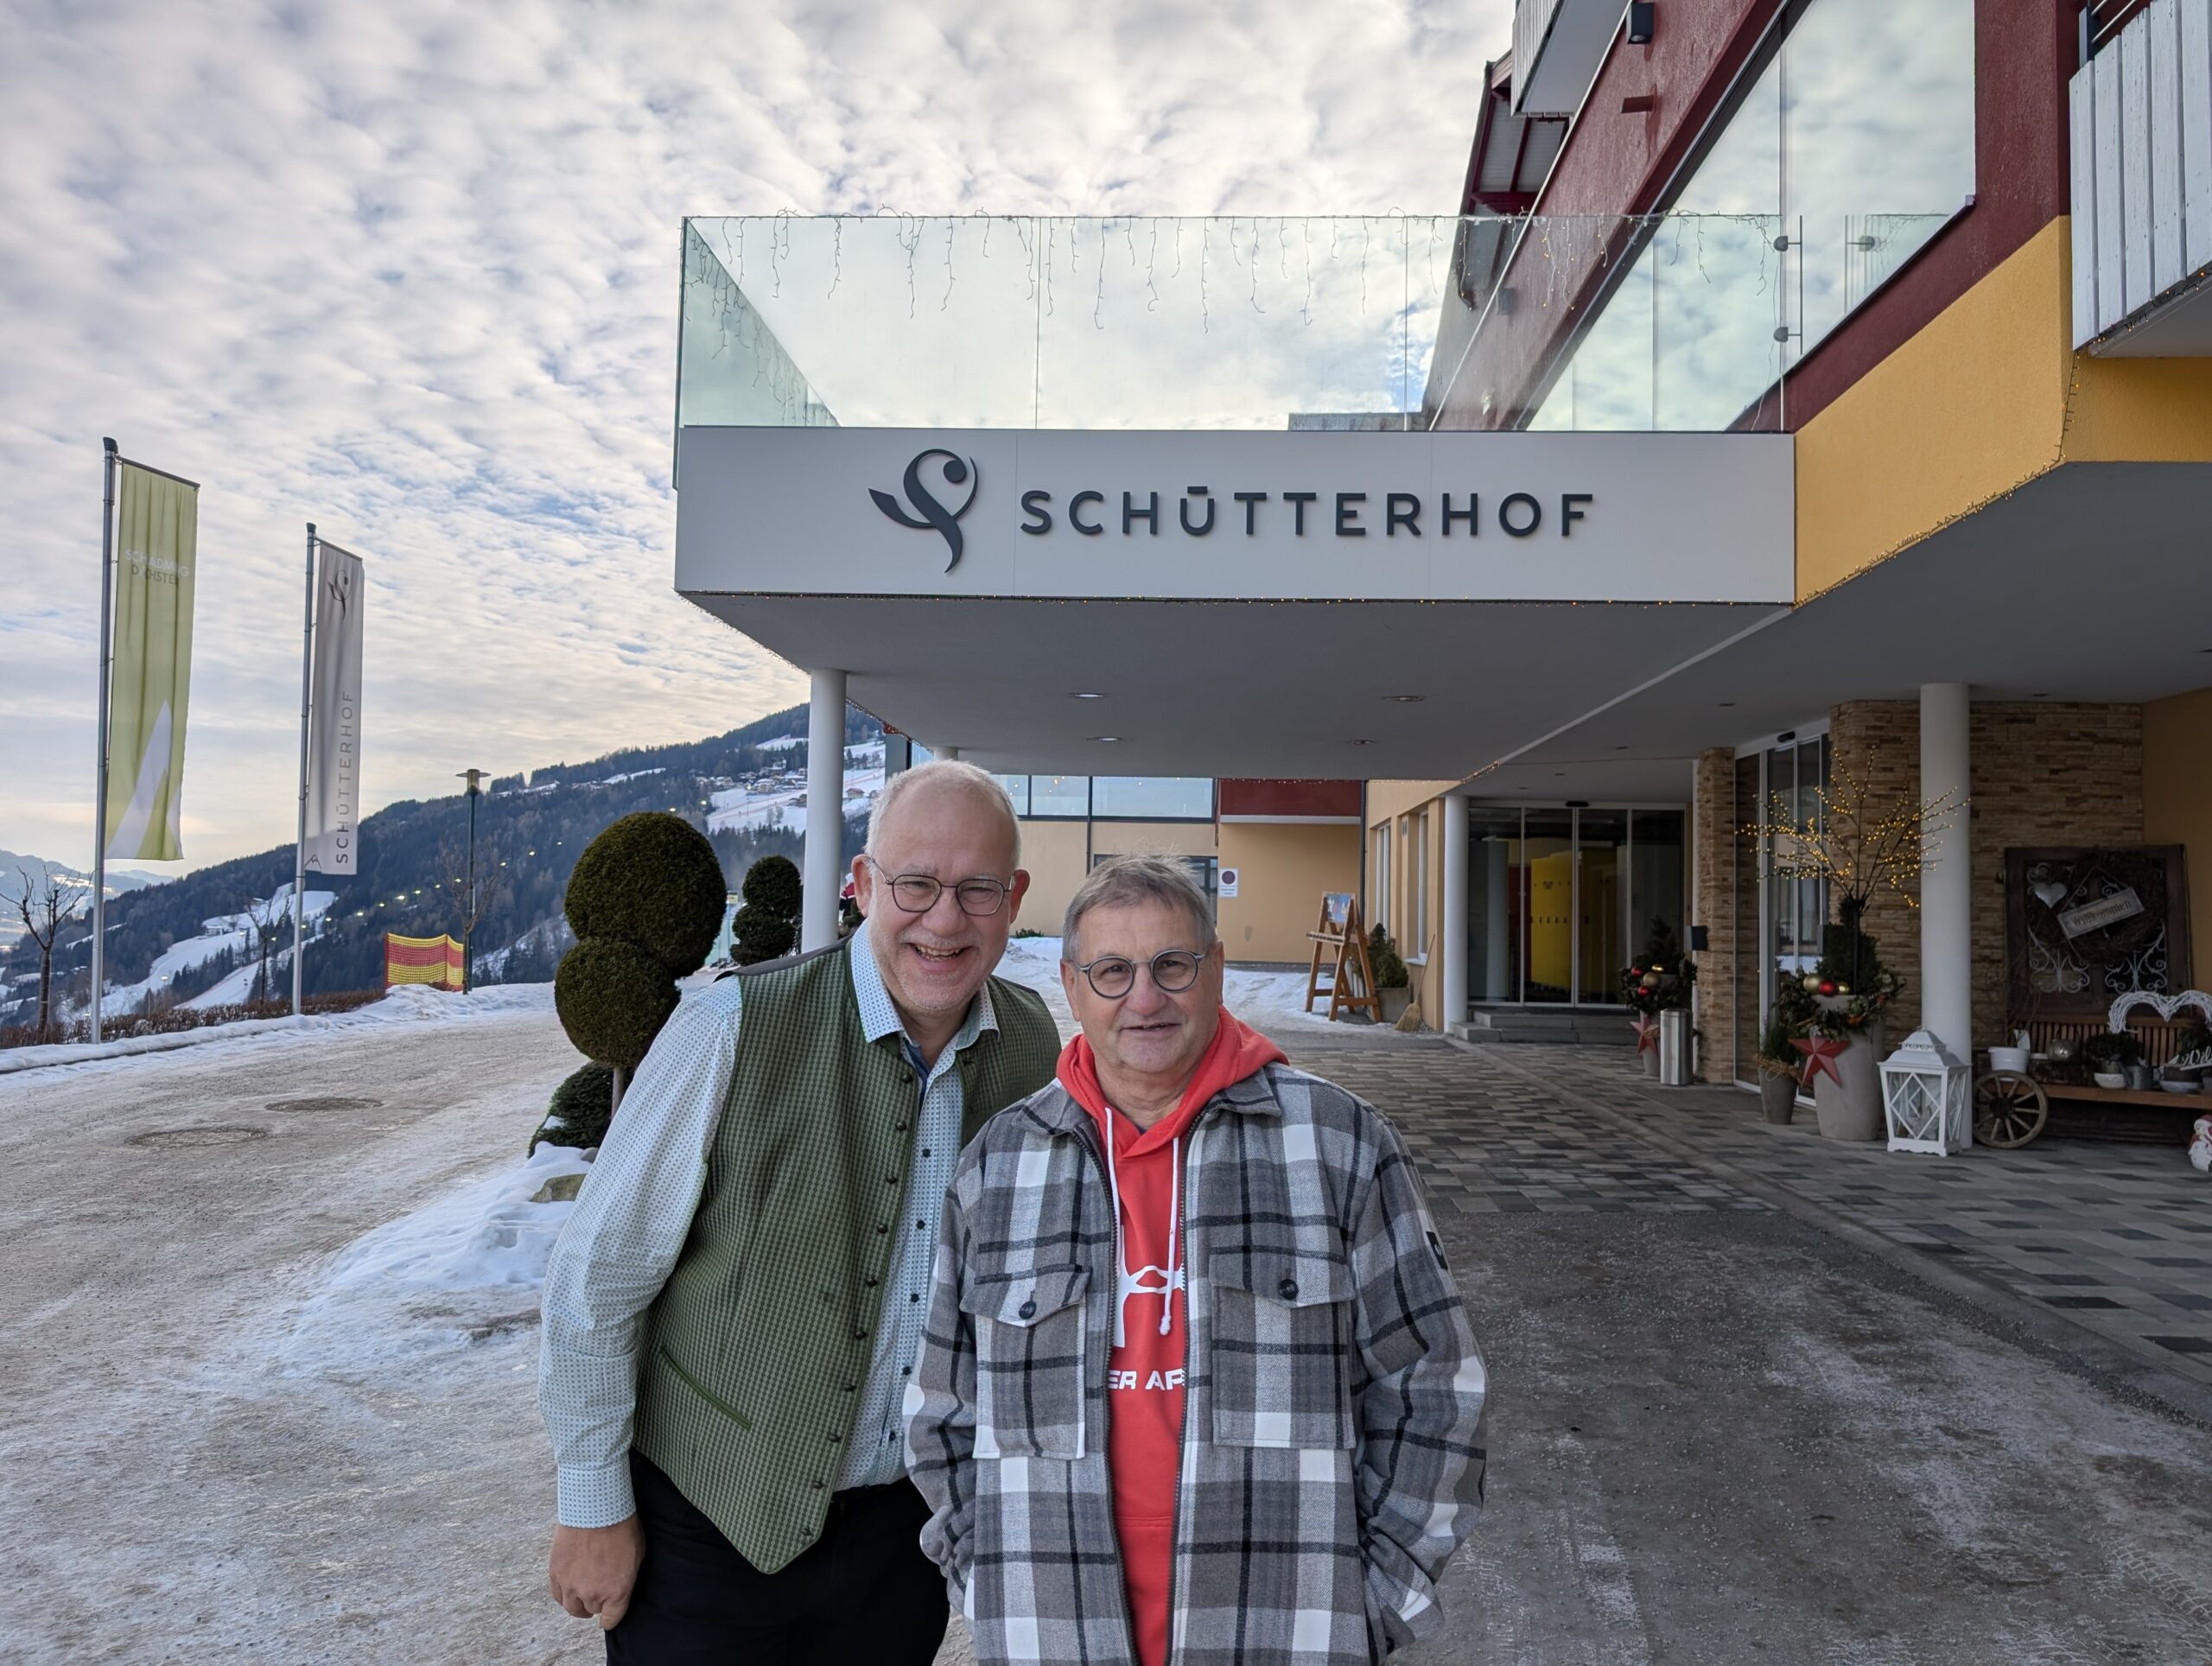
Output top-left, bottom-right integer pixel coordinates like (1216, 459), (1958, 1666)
(1300, 1039), (2212, 1400)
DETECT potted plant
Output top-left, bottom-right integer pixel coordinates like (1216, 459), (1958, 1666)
(1368, 924), (1411, 1023)
(1756, 1007), (1801, 1124)
(2080, 1029), (2143, 1090)
(1793, 898), (1905, 1141)
(1622, 919), (1696, 1078)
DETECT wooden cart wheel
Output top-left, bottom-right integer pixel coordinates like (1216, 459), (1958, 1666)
(1974, 1071), (2049, 1148)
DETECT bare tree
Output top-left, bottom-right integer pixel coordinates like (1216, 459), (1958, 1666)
(243, 892), (291, 1006)
(4, 862), (90, 1033)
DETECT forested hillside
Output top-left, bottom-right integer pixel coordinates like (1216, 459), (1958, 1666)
(2, 703), (880, 1019)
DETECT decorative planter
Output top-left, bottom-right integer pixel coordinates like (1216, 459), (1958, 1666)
(1641, 1046), (1662, 1078)
(1759, 1071), (1798, 1124)
(1813, 1021), (1886, 1141)
(1379, 987), (1413, 1026)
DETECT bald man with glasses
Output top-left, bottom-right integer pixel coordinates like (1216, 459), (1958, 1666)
(906, 854), (1487, 1666)
(542, 761), (1061, 1662)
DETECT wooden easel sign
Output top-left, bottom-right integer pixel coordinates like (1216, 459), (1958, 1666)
(1305, 892), (1382, 1022)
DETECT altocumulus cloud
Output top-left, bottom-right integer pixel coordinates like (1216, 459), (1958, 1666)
(0, 0), (1506, 868)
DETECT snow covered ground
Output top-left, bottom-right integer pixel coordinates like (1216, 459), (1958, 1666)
(90, 882), (338, 1019)
(991, 935), (1418, 1043)
(1, 981), (553, 1076)
(706, 739), (885, 836)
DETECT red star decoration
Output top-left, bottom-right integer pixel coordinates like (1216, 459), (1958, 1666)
(1790, 1034), (1847, 1089)
(1631, 1014), (1660, 1055)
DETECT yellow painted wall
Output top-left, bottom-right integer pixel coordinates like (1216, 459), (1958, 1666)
(2144, 687), (2212, 967)
(1796, 219), (2212, 602)
(1014, 820), (1090, 936)
(1089, 821), (1218, 862)
(1218, 823), (1362, 963)
(1367, 779), (1459, 824)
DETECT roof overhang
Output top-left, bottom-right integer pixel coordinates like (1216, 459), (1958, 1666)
(675, 424), (1794, 780)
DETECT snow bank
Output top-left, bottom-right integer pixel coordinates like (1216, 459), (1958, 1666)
(279, 1142), (591, 1374)
(0, 982), (555, 1078)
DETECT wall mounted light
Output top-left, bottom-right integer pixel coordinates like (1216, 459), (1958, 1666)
(1627, 2), (1655, 45)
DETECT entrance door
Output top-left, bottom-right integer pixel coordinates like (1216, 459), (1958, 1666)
(1478, 804), (1676, 1008)
(1576, 809), (1628, 1003)
(1522, 809), (1575, 1004)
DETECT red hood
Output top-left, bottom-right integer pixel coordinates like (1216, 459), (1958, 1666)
(1057, 1009), (1286, 1153)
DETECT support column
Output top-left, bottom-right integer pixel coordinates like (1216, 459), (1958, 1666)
(938, 745), (962, 761)
(1919, 683), (1972, 1064)
(803, 669), (848, 952)
(1440, 796), (1468, 1032)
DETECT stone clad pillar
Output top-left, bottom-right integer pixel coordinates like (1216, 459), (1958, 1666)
(1919, 684), (1973, 1065)
(804, 668), (849, 952)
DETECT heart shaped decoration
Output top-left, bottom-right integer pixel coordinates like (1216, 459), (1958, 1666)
(2107, 989), (2212, 1032)
(2031, 880), (2069, 911)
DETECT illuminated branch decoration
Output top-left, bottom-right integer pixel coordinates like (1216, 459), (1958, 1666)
(1741, 760), (1961, 919)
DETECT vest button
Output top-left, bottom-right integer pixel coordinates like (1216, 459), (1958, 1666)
(896, 1122), (909, 1132)
(828, 1432), (841, 1443)
(877, 1224), (888, 1235)
(1017, 1299), (1037, 1319)
(1278, 1279), (1300, 1301)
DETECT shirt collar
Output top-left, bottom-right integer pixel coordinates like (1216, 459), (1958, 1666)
(849, 918), (1000, 1056)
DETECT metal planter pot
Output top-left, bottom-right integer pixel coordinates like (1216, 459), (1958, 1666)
(1759, 1071), (1798, 1124)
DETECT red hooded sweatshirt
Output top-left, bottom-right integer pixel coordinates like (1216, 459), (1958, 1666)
(1056, 1013), (1286, 1666)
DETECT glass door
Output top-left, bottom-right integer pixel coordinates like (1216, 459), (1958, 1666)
(1467, 810), (1523, 1005)
(1522, 810), (1575, 1004)
(1575, 809), (1629, 1004)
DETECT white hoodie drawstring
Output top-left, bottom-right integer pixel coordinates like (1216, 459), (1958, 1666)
(1104, 1120), (1183, 1348)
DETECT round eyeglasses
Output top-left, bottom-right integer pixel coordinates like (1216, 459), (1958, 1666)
(868, 860), (1012, 917)
(1073, 948), (1208, 1000)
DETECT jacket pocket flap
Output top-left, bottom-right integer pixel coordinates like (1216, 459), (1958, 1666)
(1212, 1247), (1355, 1308)
(958, 1264), (1090, 1326)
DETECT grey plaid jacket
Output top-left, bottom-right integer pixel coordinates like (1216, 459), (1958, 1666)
(904, 1062), (1486, 1664)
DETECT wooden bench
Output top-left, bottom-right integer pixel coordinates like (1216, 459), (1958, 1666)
(2003, 1016), (2209, 1144)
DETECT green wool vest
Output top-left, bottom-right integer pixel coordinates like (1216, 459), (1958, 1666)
(633, 938), (1060, 1574)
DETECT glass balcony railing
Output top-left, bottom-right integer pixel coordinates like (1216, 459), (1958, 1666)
(674, 209), (1955, 463)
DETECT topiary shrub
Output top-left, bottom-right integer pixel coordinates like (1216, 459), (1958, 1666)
(564, 811), (728, 976)
(732, 854), (804, 965)
(555, 938), (680, 1072)
(529, 1063), (615, 1154)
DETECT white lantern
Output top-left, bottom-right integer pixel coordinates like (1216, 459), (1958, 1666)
(1878, 1030), (1974, 1155)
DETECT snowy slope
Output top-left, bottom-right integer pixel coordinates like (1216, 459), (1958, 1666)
(97, 885), (337, 1017)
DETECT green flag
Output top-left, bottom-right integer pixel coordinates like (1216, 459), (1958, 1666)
(104, 462), (199, 861)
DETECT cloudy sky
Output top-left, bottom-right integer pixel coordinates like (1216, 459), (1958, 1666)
(2, 0), (1506, 873)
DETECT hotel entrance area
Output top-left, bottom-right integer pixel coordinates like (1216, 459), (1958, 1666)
(1461, 803), (1686, 1009)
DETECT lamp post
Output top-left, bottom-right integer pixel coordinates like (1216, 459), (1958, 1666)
(457, 768), (486, 992)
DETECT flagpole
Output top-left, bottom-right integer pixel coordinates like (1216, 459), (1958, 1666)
(91, 438), (118, 1045)
(293, 523), (315, 1017)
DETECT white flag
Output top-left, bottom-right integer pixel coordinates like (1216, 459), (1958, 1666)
(303, 544), (365, 874)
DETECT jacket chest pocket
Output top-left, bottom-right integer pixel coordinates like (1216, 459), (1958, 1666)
(1208, 1248), (1357, 1450)
(958, 1264), (1091, 1460)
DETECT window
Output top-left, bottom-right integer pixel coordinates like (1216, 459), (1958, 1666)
(1027, 774), (1090, 817)
(1090, 777), (1214, 819)
(1409, 811), (1432, 958)
(1373, 823), (1393, 936)
(995, 774), (1031, 816)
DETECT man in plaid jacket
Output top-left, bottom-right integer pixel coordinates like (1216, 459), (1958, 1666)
(906, 855), (1485, 1665)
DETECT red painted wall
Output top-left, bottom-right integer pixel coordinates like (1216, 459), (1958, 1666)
(1217, 779), (1364, 820)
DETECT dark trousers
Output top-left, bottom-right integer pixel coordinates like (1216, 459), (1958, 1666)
(607, 1452), (949, 1666)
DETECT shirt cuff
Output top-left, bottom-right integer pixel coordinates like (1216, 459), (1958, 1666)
(556, 1458), (638, 1528)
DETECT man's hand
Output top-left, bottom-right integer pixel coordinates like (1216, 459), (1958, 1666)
(549, 1516), (645, 1631)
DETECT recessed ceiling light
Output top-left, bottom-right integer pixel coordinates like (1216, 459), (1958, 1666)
(1350, 738), (1374, 746)
(1070, 691), (1108, 699)
(2031, 692), (2051, 700)
(1614, 745), (1630, 751)
(1090, 734), (1122, 742)
(1554, 772), (1566, 778)
(1719, 701), (1737, 708)
(1382, 693), (1426, 703)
